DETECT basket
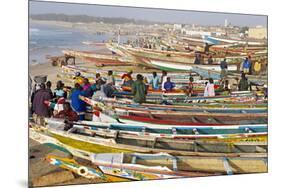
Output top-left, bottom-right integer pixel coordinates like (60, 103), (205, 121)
(34, 75), (47, 83)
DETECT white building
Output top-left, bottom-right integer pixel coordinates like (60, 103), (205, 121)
(181, 29), (211, 36)
(173, 24), (183, 31)
(248, 26), (267, 39)
(224, 19), (228, 27)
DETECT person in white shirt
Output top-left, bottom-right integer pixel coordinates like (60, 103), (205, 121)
(204, 78), (215, 97)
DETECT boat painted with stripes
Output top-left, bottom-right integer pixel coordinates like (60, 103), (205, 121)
(91, 152), (267, 175)
(38, 120), (268, 155)
(29, 128), (267, 175)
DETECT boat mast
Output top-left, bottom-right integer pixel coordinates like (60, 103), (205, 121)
(117, 25), (121, 46)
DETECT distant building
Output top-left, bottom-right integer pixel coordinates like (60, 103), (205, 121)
(248, 26), (267, 39)
(173, 24), (183, 31)
(224, 19), (228, 27)
(181, 29), (211, 36)
(192, 24), (195, 29)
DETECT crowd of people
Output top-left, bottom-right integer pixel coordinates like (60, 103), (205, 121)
(30, 57), (266, 126)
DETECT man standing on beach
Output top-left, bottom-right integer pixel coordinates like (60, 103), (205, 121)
(132, 74), (147, 104)
(220, 58), (228, 80)
(70, 83), (86, 120)
(164, 77), (176, 92)
(238, 73), (249, 91)
(149, 72), (160, 90)
(32, 83), (52, 125)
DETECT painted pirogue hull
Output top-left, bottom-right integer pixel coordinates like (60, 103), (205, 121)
(120, 44), (241, 64)
(99, 98), (267, 113)
(107, 44), (242, 70)
(91, 153), (267, 175)
(62, 49), (132, 66)
(71, 123), (267, 142)
(42, 125), (267, 155)
(118, 111), (267, 125)
(79, 96), (267, 125)
(30, 128), (266, 175)
(82, 57), (131, 66)
(29, 127), (267, 158)
(146, 59), (237, 72)
(119, 114), (267, 125)
(112, 103), (267, 114)
(64, 118), (267, 135)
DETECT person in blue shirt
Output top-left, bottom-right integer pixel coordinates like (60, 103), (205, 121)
(149, 72), (160, 90)
(220, 58), (228, 80)
(70, 83), (86, 120)
(54, 80), (67, 100)
(242, 57), (251, 74)
(164, 77), (175, 92)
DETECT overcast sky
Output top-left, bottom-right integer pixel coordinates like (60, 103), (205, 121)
(29, 1), (267, 27)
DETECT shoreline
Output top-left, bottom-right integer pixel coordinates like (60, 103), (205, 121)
(30, 19), (117, 36)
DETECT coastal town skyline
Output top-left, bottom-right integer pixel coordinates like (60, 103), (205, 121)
(30, 1), (267, 27)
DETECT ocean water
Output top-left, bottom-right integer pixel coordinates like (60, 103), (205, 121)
(29, 23), (116, 64)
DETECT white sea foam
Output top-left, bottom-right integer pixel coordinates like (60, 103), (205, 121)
(30, 28), (40, 32)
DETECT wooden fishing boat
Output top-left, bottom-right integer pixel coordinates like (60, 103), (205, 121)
(118, 113), (267, 125)
(29, 128), (267, 175)
(107, 43), (242, 70)
(69, 123), (267, 143)
(146, 59), (238, 72)
(30, 124), (267, 158)
(97, 97), (267, 112)
(40, 120), (267, 155)
(81, 57), (132, 67)
(115, 108), (267, 125)
(45, 118), (267, 138)
(62, 49), (133, 66)
(91, 152), (267, 175)
(79, 96), (267, 125)
(109, 102), (267, 114)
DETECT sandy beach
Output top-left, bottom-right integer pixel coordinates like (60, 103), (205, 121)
(28, 138), (122, 187)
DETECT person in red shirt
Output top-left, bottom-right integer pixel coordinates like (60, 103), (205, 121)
(54, 102), (79, 121)
(186, 76), (194, 97)
(121, 70), (134, 86)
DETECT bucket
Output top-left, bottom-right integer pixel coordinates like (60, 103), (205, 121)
(34, 75), (47, 83)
